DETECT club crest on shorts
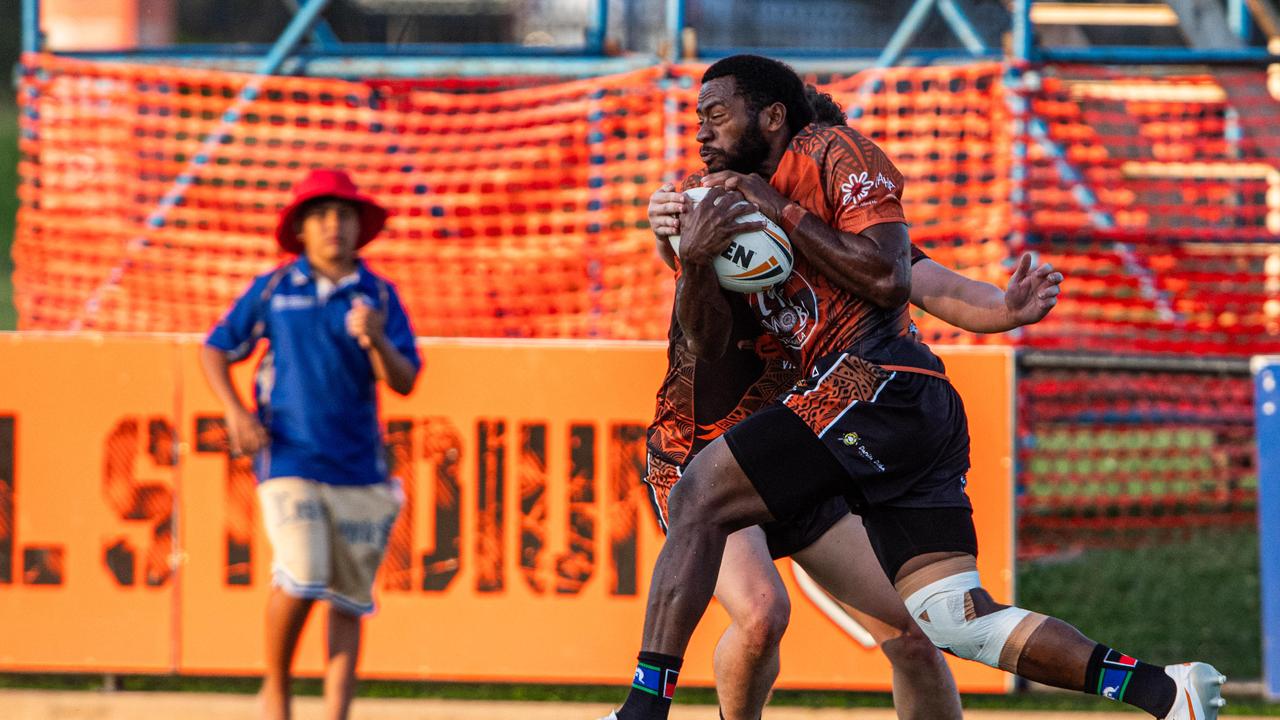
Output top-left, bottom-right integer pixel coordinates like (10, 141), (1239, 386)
(840, 432), (860, 446)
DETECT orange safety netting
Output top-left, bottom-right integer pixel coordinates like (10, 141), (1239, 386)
(14, 55), (1013, 344)
(15, 56), (671, 338)
(15, 56), (1280, 355)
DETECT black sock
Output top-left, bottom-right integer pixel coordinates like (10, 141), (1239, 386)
(1083, 644), (1175, 717)
(616, 651), (682, 720)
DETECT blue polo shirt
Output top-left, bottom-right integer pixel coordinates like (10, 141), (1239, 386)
(206, 256), (422, 486)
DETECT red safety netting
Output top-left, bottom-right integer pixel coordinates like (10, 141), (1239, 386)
(1019, 65), (1280, 354)
(1017, 366), (1256, 558)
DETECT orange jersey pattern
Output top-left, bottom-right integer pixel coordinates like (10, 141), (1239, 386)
(646, 296), (798, 469)
(750, 124), (914, 373)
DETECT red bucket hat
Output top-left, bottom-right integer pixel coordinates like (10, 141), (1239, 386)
(275, 169), (389, 254)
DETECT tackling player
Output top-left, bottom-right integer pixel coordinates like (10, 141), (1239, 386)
(607, 56), (1224, 720)
(638, 85), (1063, 720)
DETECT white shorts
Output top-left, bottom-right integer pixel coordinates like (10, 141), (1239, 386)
(257, 477), (403, 617)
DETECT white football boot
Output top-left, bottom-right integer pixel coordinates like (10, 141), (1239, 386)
(1162, 662), (1227, 720)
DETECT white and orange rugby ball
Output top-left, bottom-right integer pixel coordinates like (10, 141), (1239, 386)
(668, 186), (794, 293)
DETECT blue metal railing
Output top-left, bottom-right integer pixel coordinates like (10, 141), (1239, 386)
(20, 0), (614, 61)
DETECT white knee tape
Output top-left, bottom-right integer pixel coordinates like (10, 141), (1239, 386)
(902, 571), (1030, 669)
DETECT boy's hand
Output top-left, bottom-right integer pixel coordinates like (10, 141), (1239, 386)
(346, 297), (386, 350)
(227, 405), (269, 456)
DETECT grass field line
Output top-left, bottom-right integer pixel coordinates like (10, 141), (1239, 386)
(1, 690), (1275, 720)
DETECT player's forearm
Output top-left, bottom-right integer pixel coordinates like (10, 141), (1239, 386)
(911, 261), (1016, 333)
(200, 345), (251, 414)
(676, 265), (733, 360)
(784, 212), (910, 308)
(368, 337), (418, 396)
(655, 237), (678, 271)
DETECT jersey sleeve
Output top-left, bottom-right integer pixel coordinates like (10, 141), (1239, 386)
(206, 272), (273, 362)
(821, 127), (907, 235)
(381, 283), (423, 375)
(678, 171), (705, 193)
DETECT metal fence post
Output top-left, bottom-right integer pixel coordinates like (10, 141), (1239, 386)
(1255, 355), (1280, 701)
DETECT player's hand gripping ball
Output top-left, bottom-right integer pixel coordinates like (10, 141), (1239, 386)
(669, 186), (794, 293)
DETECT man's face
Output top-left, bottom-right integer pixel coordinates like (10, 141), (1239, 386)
(298, 199), (360, 264)
(695, 76), (771, 174)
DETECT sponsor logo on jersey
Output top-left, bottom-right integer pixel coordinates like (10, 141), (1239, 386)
(841, 171), (897, 207)
(271, 294), (317, 311)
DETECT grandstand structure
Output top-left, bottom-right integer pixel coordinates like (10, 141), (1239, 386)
(11, 0), (1280, 695)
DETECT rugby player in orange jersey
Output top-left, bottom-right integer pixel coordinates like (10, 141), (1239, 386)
(604, 55), (1224, 720)
(638, 86), (1060, 720)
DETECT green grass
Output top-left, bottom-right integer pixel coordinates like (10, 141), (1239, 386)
(1019, 527), (1262, 679)
(0, 101), (16, 329)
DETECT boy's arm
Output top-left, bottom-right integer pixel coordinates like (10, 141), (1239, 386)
(701, 171), (910, 309)
(366, 334), (418, 396)
(348, 292), (420, 396)
(199, 344), (269, 455)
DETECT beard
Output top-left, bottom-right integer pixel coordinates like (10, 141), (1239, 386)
(703, 116), (772, 174)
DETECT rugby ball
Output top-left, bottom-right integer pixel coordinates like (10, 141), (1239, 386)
(668, 186), (794, 293)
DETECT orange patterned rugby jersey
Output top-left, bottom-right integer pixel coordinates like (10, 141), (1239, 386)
(751, 124), (914, 373)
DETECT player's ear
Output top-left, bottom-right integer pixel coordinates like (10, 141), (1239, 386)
(762, 101), (787, 133)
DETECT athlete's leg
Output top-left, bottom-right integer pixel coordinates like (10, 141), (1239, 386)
(615, 438), (776, 720)
(642, 437), (773, 656)
(643, 457), (792, 720)
(262, 588), (314, 720)
(323, 605), (361, 720)
(712, 526), (790, 720)
(893, 545), (1226, 720)
(793, 514), (962, 720)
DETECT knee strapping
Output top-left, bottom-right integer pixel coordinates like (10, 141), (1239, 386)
(902, 570), (1039, 671)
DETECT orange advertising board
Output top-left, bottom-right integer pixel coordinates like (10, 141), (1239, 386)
(0, 335), (1013, 692)
(0, 334), (178, 672)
